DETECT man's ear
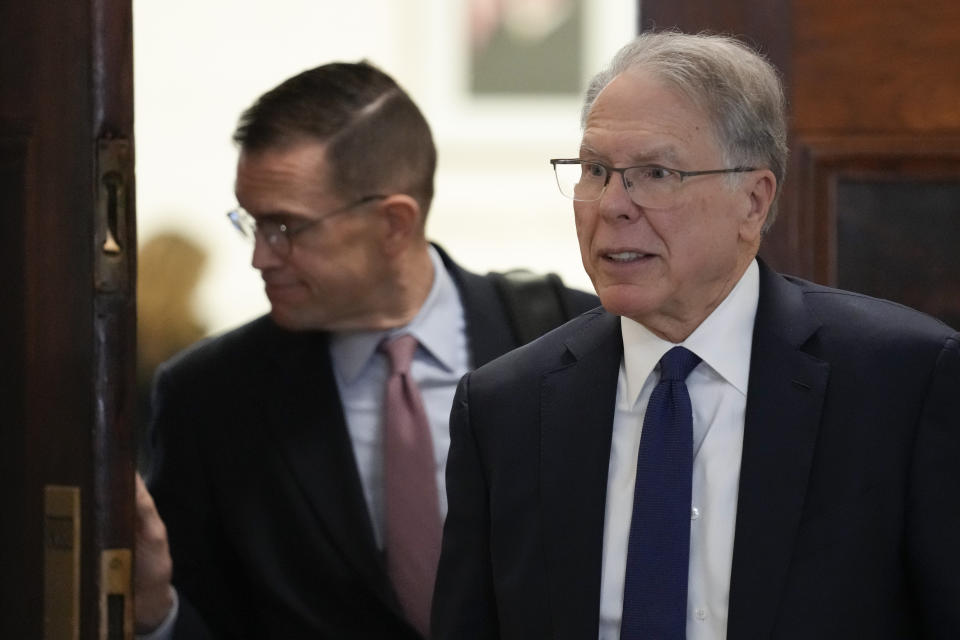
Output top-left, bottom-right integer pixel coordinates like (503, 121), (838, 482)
(740, 169), (776, 242)
(378, 194), (423, 256)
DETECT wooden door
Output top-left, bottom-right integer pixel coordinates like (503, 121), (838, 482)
(0, 1), (136, 638)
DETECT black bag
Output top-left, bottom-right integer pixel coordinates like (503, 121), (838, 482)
(488, 269), (576, 346)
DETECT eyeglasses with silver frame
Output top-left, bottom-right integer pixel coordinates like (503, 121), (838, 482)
(550, 158), (755, 209)
(226, 194), (386, 257)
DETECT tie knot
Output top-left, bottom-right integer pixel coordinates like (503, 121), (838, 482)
(379, 334), (418, 374)
(659, 346), (701, 382)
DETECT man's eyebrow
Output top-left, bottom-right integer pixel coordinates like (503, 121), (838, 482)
(578, 144), (682, 166)
(249, 210), (308, 223)
(633, 145), (682, 166)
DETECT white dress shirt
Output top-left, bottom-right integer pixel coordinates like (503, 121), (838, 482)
(598, 260), (759, 640)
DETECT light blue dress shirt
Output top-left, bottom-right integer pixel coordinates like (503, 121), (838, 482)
(329, 245), (470, 548)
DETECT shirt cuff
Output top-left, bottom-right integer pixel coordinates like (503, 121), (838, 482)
(136, 587), (179, 640)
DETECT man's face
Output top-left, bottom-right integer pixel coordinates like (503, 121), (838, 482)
(235, 142), (390, 331)
(575, 68), (771, 341)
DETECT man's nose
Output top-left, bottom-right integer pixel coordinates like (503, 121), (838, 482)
(251, 234), (284, 270)
(598, 171), (641, 221)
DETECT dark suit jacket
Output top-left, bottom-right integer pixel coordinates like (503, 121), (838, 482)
(147, 247), (598, 639)
(433, 261), (960, 639)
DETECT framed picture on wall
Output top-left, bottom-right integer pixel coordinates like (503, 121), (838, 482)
(416, 0), (636, 141)
(468, 0), (585, 97)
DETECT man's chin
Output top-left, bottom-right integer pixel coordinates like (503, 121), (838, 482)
(268, 306), (310, 331)
(598, 284), (652, 313)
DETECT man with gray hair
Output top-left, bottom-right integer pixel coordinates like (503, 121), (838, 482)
(432, 31), (959, 639)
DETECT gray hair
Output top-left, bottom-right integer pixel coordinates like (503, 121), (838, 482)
(582, 31), (788, 232)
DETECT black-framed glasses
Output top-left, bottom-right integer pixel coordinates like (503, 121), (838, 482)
(550, 159), (756, 209)
(226, 194), (386, 258)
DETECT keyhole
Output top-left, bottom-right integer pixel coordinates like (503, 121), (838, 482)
(102, 171), (122, 254)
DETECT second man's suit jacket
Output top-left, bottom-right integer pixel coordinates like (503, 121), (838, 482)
(433, 260), (960, 639)
(147, 246), (598, 639)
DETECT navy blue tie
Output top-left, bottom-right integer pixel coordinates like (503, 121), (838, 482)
(621, 346), (701, 640)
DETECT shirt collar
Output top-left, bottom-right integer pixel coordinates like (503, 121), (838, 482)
(330, 245), (461, 384)
(621, 259), (759, 407)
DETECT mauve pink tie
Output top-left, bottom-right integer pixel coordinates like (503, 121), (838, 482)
(380, 334), (442, 637)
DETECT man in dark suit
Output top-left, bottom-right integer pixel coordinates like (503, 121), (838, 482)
(433, 31), (960, 639)
(133, 61), (597, 639)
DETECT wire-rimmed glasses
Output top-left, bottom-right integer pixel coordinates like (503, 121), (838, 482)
(550, 159), (755, 209)
(226, 194), (386, 258)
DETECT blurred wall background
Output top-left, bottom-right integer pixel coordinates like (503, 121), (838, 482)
(134, 0), (636, 336)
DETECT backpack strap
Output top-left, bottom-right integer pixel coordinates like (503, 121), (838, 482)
(488, 269), (573, 346)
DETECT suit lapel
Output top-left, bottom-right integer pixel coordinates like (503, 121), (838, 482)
(539, 311), (622, 637)
(263, 325), (397, 609)
(435, 243), (518, 367)
(727, 263), (829, 638)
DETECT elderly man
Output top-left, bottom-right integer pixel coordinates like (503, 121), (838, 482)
(134, 61), (597, 639)
(432, 31), (959, 639)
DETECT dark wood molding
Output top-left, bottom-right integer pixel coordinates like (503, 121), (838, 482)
(791, 134), (960, 285)
(0, 122), (32, 638)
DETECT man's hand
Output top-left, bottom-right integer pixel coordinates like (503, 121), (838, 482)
(135, 473), (175, 633)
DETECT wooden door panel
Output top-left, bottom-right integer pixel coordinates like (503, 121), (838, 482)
(0, 1), (135, 637)
(794, 0), (960, 133)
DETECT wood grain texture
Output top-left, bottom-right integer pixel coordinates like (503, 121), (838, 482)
(793, 0), (960, 133)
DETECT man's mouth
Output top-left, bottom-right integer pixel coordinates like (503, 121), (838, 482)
(263, 280), (304, 298)
(604, 251), (650, 262)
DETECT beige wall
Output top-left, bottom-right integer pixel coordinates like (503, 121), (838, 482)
(135, 0), (635, 335)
